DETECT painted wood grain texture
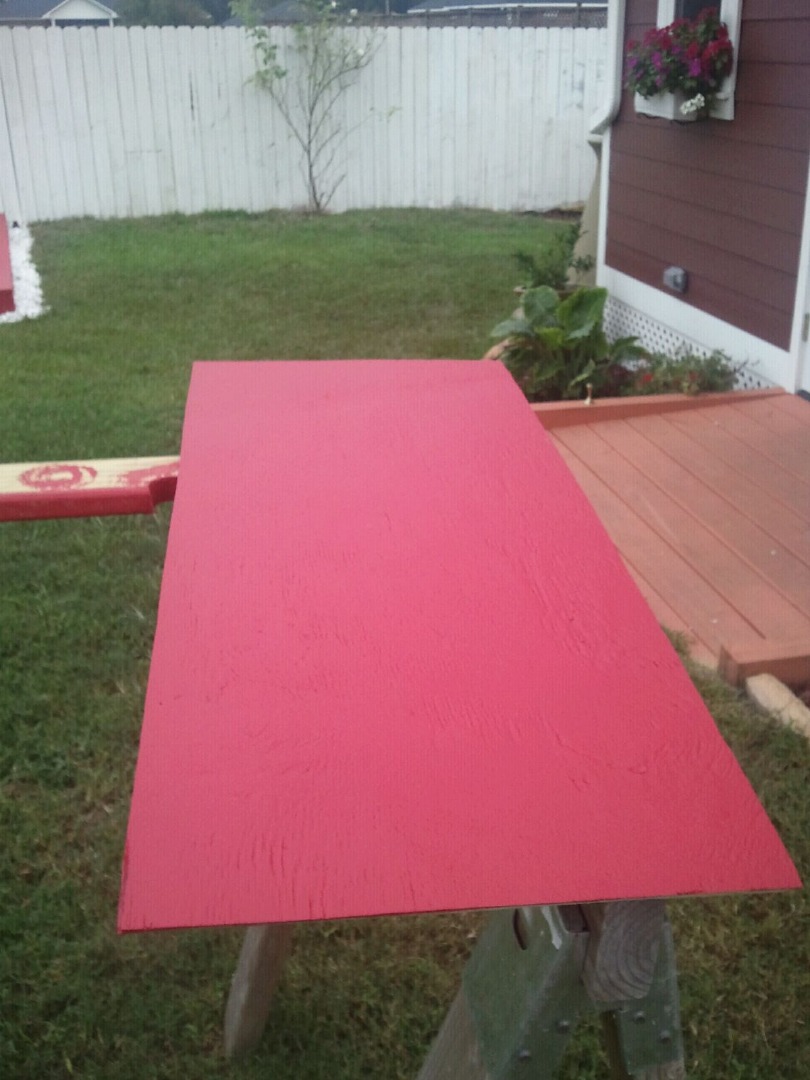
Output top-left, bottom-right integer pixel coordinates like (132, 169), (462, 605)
(117, 361), (801, 932)
(0, 456), (178, 521)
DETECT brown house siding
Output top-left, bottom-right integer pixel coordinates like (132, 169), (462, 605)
(607, 0), (810, 350)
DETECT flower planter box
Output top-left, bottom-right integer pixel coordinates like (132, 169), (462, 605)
(634, 91), (707, 123)
(625, 7), (737, 124)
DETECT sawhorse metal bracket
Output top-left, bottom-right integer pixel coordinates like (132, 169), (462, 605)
(224, 900), (685, 1078)
(418, 900), (685, 1080)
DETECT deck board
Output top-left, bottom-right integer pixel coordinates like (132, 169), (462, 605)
(666, 408), (810, 524)
(539, 390), (810, 683)
(624, 415), (810, 564)
(688, 405), (810, 497)
(594, 420), (810, 616)
(552, 439), (727, 665)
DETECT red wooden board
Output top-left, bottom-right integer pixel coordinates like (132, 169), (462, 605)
(0, 215), (14, 315)
(118, 361), (800, 932)
(0, 457), (178, 521)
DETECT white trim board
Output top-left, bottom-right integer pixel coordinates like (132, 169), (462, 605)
(790, 150), (810, 394)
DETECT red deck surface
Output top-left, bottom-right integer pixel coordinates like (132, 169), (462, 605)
(534, 391), (810, 683)
(118, 361), (800, 932)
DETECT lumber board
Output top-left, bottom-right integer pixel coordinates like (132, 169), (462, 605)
(531, 388), (783, 431)
(118, 361), (801, 933)
(223, 923), (294, 1058)
(0, 456), (179, 521)
(718, 640), (810, 688)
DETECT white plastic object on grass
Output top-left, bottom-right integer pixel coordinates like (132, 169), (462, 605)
(0, 223), (45, 324)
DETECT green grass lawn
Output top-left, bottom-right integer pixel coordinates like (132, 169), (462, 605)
(1, 211), (807, 1079)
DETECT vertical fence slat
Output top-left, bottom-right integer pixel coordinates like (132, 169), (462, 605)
(55, 29), (94, 217)
(0, 24), (605, 223)
(238, 30), (268, 214)
(21, 29), (64, 220)
(77, 29), (113, 218)
(0, 30), (28, 220)
(41, 29), (76, 218)
(92, 27), (131, 217)
(141, 26), (176, 216)
(398, 26), (416, 208)
(126, 27), (162, 215)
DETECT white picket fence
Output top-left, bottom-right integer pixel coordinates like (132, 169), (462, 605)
(0, 25), (606, 222)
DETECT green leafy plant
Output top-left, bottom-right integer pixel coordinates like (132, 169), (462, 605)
(513, 222), (594, 294)
(491, 285), (645, 402)
(234, 0), (378, 212)
(625, 348), (743, 395)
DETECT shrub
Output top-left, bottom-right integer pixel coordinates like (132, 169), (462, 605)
(491, 285), (645, 402)
(513, 223), (594, 294)
(624, 349), (742, 396)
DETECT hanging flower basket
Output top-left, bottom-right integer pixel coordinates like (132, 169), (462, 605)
(624, 7), (734, 122)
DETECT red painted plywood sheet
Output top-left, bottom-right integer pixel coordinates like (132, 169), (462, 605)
(118, 361), (800, 932)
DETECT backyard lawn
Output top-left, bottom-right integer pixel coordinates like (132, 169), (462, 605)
(1, 210), (807, 1079)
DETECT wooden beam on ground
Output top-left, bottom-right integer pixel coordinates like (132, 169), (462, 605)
(531, 388), (784, 431)
(718, 640), (810, 688)
(0, 456), (179, 522)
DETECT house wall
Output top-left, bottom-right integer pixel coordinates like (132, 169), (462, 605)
(605, 0), (810, 353)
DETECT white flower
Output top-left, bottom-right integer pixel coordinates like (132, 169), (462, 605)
(680, 92), (706, 115)
(350, 7), (358, 14)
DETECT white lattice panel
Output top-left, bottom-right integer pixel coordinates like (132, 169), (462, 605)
(604, 297), (776, 389)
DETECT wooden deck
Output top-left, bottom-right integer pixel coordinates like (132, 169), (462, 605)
(534, 389), (810, 687)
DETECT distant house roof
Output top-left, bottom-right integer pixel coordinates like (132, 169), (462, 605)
(0, 0), (118, 23)
(407, 0), (605, 11)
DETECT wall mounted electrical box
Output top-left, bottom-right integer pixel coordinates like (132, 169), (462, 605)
(663, 266), (688, 293)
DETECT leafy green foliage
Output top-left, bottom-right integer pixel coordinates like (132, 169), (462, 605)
(492, 285), (645, 402)
(624, 348), (743, 395)
(513, 221), (594, 292)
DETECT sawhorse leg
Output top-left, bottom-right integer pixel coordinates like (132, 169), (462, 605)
(224, 923), (295, 1058)
(417, 900), (685, 1079)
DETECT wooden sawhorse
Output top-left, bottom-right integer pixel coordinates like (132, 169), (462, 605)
(3, 361), (798, 1080)
(225, 900), (685, 1079)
